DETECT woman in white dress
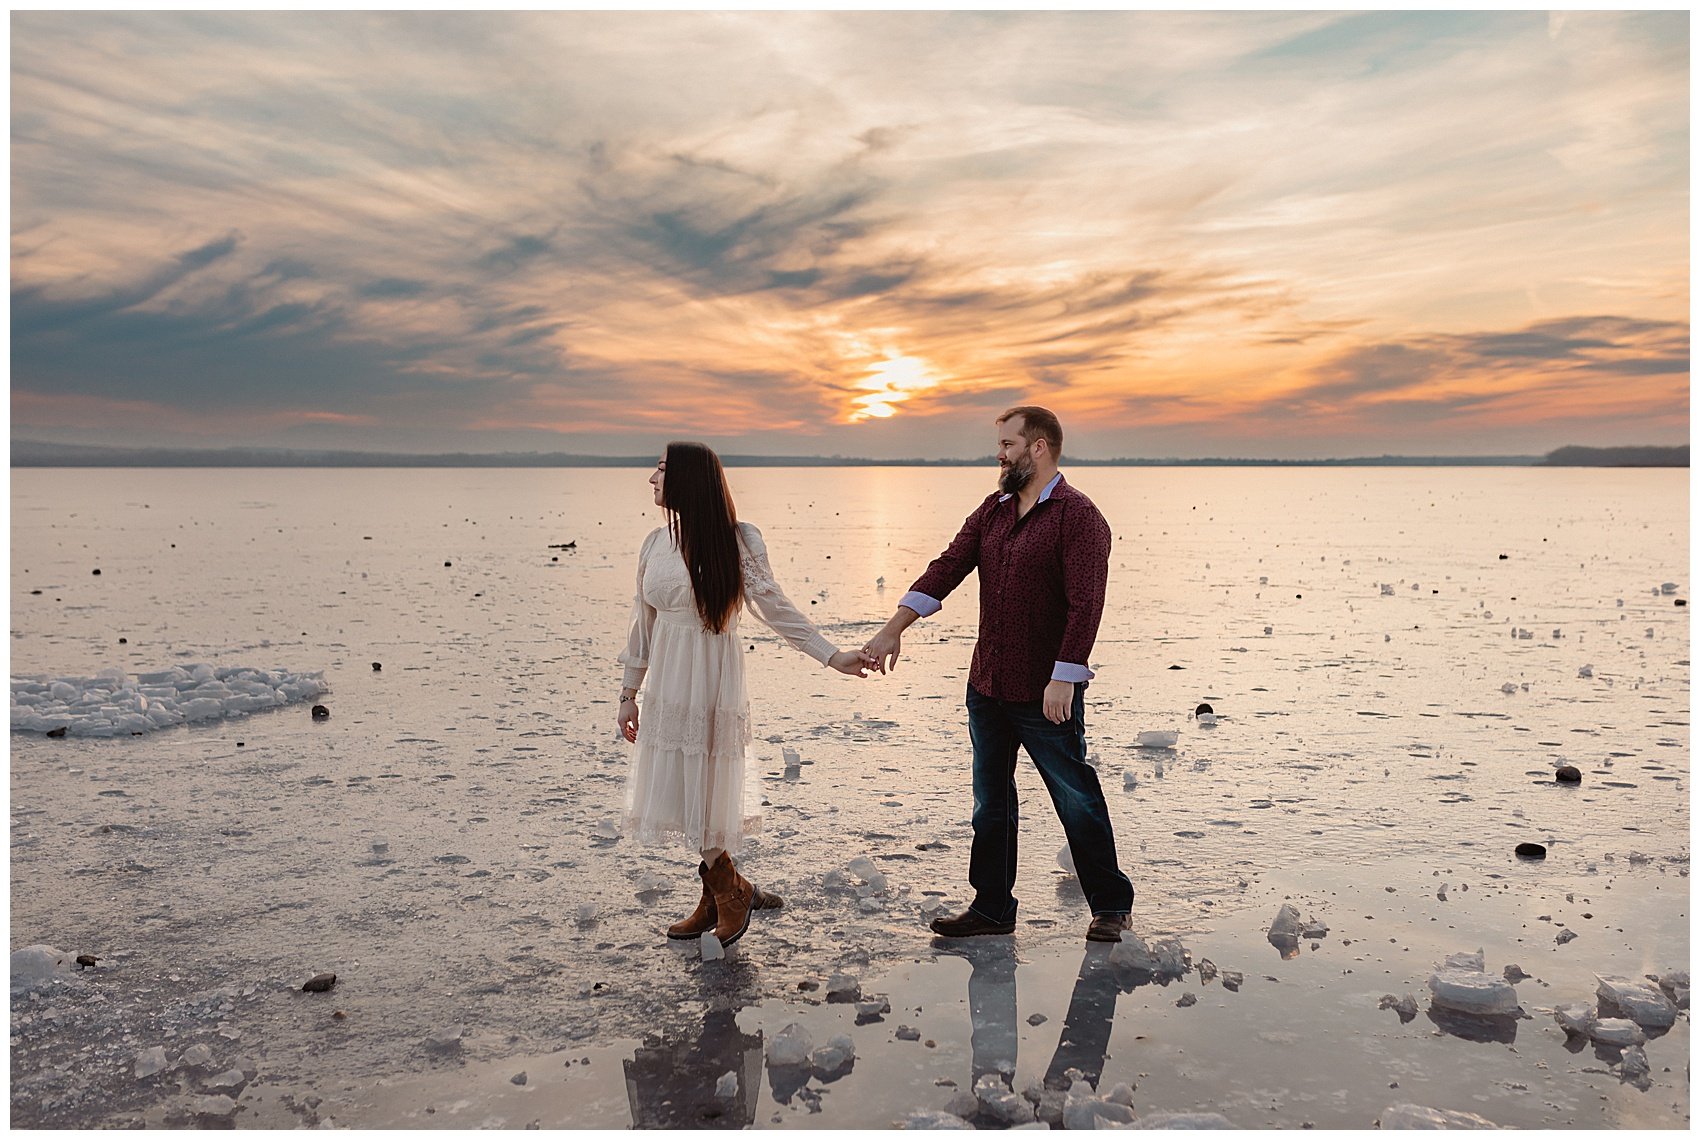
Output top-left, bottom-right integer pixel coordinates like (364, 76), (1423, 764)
(616, 442), (870, 947)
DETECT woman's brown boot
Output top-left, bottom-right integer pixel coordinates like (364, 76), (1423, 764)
(703, 853), (755, 946)
(666, 861), (718, 940)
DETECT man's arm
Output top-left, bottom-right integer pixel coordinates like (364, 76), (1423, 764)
(863, 497), (992, 673)
(1043, 503), (1112, 721)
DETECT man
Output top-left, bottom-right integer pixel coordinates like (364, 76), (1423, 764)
(862, 406), (1135, 941)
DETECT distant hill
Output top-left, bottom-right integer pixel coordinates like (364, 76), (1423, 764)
(7, 439), (1682, 467)
(1535, 445), (1688, 467)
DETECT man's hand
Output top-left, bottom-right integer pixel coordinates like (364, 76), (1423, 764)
(861, 627), (903, 674)
(1042, 679), (1075, 724)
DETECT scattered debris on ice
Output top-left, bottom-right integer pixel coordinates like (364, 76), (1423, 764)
(1378, 993), (1419, 1022)
(12, 665), (328, 737)
(896, 1108), (973, 1129)
(1377, 1103), (1503, 1129)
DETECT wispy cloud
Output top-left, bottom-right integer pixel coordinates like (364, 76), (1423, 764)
(10, 11), (1688, 458)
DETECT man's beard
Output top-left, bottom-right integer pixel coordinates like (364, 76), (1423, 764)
(998, 455), (1034, 495)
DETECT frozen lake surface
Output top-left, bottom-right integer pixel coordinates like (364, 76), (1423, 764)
(9, 466), (1689, 1127)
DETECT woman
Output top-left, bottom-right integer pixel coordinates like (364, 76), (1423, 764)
(616, 441), (869, 948)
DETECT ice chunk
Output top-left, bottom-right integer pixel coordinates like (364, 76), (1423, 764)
(1109, 932), (1189, 979)
(896, 1109), (974, 1129)
(1267, 904), (1302, 954)
(1660, 582), (1679, 595)
(181, 1043), (214, 1068)
(1499, 682), (1518, 694)
(1588, 1018), (1645, 1047)
(1134, 1111), (1237, 1128)
(1298, 919), (1328, 939)
(576, 903), (598, 923)
(592, 819), (620, 839)
(1620, 1044), (1650, 1085)
(134, 1046), (169, 1078)
(189, 1095), (239, 1118)
(1380, 583), (1396, 595)
(848, 855), (879, 879)
(766, 1022), (813, 1067)
(1063, 1082), (1137, 1130)
(1578, 664), (1594, 679)
(1595, 975), (1677, 1028)
(810, 1033), (855, 1072)
(1136, 730), (1178, 748)
(1379, 993), (1419, 1020)
(1377, 1103), (1503, 1129)
(826, 972), (861, 1002)
(944, 1090), (980, 1119)
(1427, 955), (1520, 1016)
(10, 944), (73, 988)
(715, 1070), (738, 1098)
(700, 933), (725, 962)
(975, 1074), (1036, 1125)
(857, 998), (891, 1018)
(426, 1025), (464, 1048)
(822, 868), (850, 889)
(1553, 1003), (1594, 1036)
(1056, 844), (1078, 878)
(1657, 970), (1689, 1009)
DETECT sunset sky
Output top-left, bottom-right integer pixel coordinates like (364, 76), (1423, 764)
(11, 10), (1690, 459)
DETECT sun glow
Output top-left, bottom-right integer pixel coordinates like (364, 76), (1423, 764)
(848, 353), (941, 422)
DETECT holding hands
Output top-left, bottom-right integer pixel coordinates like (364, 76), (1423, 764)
(829, 650), (877, 677)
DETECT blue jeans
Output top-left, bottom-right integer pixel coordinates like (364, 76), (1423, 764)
(965, 681), (1134, 923)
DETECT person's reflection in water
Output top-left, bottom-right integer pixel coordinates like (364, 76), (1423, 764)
(623, 1003), (764, 1129)
(963, 939), (1019, 1089)
(949, 939), (1127, 1100)
(1042, 942), (1124, 1091)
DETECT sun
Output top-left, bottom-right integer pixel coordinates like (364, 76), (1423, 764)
(849, 353), (941, 422)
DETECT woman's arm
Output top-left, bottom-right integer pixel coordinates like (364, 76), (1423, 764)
(616, 529), (662, 739)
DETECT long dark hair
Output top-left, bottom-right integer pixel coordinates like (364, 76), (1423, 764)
(661, 441), (744, 634)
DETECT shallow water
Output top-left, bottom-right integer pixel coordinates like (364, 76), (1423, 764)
(9, 466), (1689, 1127)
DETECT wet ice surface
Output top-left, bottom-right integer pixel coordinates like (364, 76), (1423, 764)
(9, 467), (1688, 1127)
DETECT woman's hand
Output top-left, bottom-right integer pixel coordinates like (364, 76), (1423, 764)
(828, 650), (873, 678)
(618, 696), (639, 742)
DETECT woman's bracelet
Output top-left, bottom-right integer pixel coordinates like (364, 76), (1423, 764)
(619, 689), (638, 702)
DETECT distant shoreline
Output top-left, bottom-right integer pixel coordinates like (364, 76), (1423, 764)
(8, 442), (1688, 468)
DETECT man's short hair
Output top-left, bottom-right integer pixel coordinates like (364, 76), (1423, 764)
(997, 405), (1063, 459)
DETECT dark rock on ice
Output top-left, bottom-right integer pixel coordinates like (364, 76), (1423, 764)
(75, 955), (98, 969)
(310, 704), (330, 720)
(118, 637), (127, 644)
(302, 973), (337, 993)
(92, 568), (101, 575)
(1514, 842), (1546, 859)
(1168, 665), (1184, 670)
(45, 726), (66, 738)
(371, 662), (382, 671)
(1555, 766), (1581, 784)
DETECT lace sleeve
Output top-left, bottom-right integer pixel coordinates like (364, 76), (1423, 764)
(739, 523), (836, 665)
(617, 528), (661, 691)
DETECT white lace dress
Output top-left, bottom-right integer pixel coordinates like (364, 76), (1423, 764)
(619, 521), (837, 853)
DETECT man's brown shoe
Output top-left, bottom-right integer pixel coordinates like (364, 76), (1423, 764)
(1086, 913), (1131, 942)
(929, 909), (1016, 938)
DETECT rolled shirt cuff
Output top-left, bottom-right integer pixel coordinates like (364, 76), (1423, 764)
(803, 631), (838, 666)
(1051, 661), (1094, 683)
(898, 590), (942, 618)
(621, 665), (647, 692)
